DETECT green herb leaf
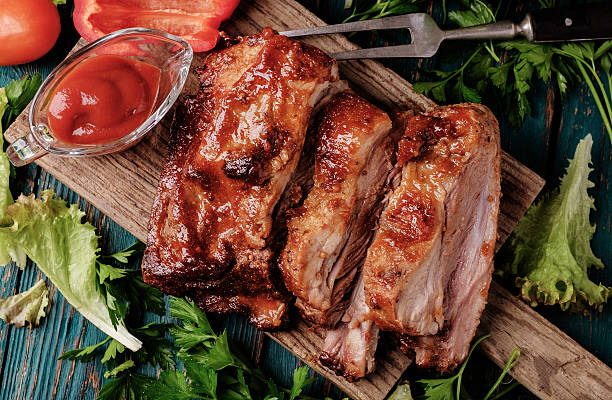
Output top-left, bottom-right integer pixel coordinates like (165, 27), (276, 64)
(97, 373), (155, 400)
(416, 335), (510, 400)
(388, 382), (413, 400)
(0, 191), (142, 351)
(98, 262), (129, 284)
(101, 241), (146, 265)
(170, 297), (216, 353)
(185, 360), (218, 398)
(59, 337), (111, 362)
(452, 80), (481, 103)
(343, 0), (424, 23)
(448, 0), (495, 27)
(104, 359), (135, 379)
(0, 279), (49, 327)
(289, 366), (316, 400)
(4, 74), (42, 125)
(102, 339), (126, 364)
(499, 134), (610, 312)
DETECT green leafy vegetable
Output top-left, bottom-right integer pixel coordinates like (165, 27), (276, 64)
(95, 241), (164, 329)
(387, 382), (414, 400)
(1, 74), (42, 129)
(0, 93), (14, 227)
(0, 87), (8, 136)
(343, 0), (425, 23)
(289, 366), (317, 400)
(126, 297), (319, 400)
(0, 190), (142, 350)
(553, 41), (612, 144)
(0, 279), (48, 327)
(499, 134), (610, 312)
(64, 294), (322, 400)
(0, 74), (44, 234)
(416, 335), (520, 400)
(352, 0), (612, 140)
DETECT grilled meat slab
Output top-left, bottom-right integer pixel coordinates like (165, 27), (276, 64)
(364, 104), (501, 370)
(320, 271), (380, 381)
(142, 29), (339, 329)
(278, 92), (393, 326)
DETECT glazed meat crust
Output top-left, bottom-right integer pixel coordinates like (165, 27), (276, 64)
(278, 91), (393, 326)
(142, 29), (339, 329)
(364, 103), (501, 370)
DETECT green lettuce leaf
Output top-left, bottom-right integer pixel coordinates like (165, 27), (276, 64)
(499, 134), (610, 313)
(0, 87), (26, 266)
(0, 87), (8, 134)
(0, 279), (48, 327)
(0, 191), (142, 350)
(387, 383), (414, 400)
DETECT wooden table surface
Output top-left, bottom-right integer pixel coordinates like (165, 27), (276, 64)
(0, 1), (610, 399)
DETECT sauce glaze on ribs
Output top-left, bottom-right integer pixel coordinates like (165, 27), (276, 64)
(278, 91), (393, 327)
(142, 29), (339, 329)
(364, 103), (501, 371)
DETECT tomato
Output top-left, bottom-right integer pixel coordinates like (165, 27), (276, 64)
(0, 0), (61, 66)
(73, 0), (241, 53)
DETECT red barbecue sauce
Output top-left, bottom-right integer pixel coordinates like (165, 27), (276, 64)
(47, 54), (161, 145)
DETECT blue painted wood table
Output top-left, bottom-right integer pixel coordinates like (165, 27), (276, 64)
(0, 1), (610, 399)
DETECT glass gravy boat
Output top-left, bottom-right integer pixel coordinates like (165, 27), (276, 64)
(7, 27), (193, 167)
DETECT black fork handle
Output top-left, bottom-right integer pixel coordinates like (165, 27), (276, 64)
(530, 3), (612, 42)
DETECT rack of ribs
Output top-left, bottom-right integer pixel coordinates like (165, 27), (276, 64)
(364, 103), (501, 371)
(278, 91), (393, 327)
(142, 29), (341, 329)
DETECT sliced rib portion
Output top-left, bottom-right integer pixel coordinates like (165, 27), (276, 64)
(319, 271), (379, 381)
(142, 29), (339, 329)
(278, 91), (393, 326)
(364, 103), (501, 370)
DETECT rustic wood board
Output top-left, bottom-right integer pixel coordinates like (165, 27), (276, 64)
(4, 1), (612, 399)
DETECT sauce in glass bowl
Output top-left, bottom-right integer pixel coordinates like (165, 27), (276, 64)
(47, 54), (161, 145)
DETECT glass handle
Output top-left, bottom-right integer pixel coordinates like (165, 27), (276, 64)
(6, 133), (48, 167)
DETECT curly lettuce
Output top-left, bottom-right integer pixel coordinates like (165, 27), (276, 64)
(0, 191), (142, 350)
(499, 134), (610, 313)
(0, 279), (49, 327)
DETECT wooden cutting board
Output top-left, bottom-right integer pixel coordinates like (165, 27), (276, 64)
(5, 1), (612, 399)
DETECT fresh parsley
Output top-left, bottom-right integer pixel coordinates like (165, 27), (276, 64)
(343, 0), (425, 23)
(61, 250), (322, 400)
(345, 0), (612, 141)
(147, 297), (319, 400)
(0, 73), (42, 134)
(415, 335), (520, 400)
(95, 241), (165, 329)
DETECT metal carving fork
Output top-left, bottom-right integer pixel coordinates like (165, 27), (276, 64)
(280, 4), (612, 60)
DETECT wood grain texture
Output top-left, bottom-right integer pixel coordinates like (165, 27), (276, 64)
(0, 172), (126, 400)
(3, 1), (610, 399)
(480, 283), (612, 400)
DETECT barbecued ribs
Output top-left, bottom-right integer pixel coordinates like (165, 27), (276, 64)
(142, 29), (341, 329)
(142, 25), (502, 375)
(364, 104), (501, 371)
(278, 92), (393, 326)
(319, 271), (380, 381)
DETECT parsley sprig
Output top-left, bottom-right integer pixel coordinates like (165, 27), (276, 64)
(343, 0), (425, 22)
(146, 297), (321, 400)
(415, 335), (521, 400)
(95, 241), (165, 329)
(345, 0), (612, 142)
(60, 242), (323, 400)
